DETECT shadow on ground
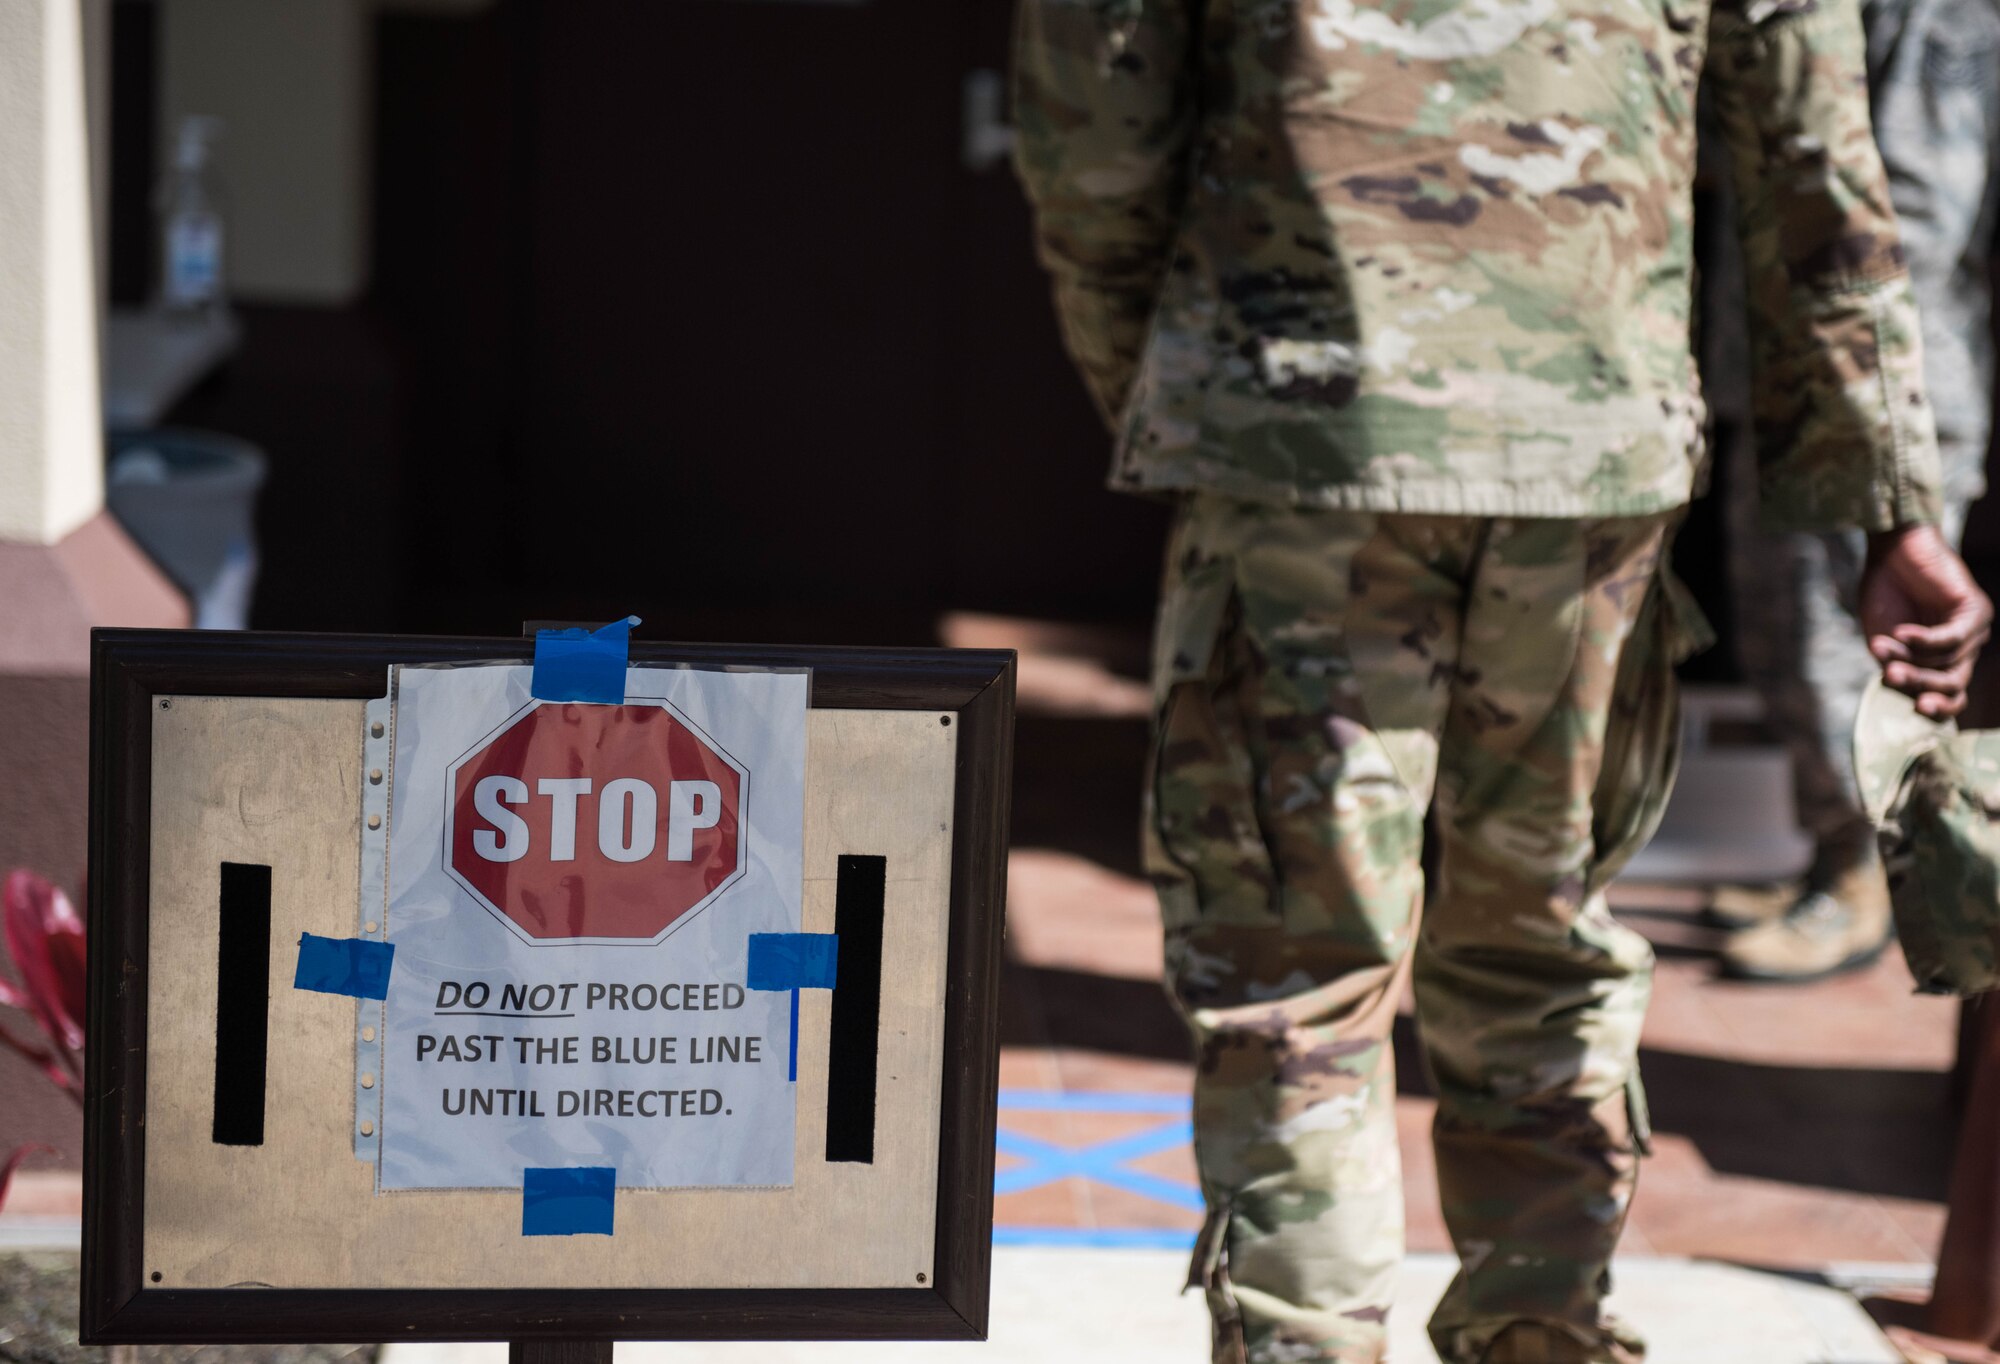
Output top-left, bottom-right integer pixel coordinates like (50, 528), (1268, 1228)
(1003, 949), (1952, 1203)
(1010, 714), (1151, 879)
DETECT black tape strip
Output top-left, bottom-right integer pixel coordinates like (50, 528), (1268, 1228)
(824, 854), (885, 1164)
(212, 861), (272, 1146)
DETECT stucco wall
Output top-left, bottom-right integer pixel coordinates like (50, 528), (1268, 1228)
(0, 0), (106, 547)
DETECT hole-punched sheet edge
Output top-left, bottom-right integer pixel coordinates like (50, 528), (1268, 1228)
(522, 1166), (616, 1236)
(530, 615), (641, 704)
(355, 694), (391, 1163)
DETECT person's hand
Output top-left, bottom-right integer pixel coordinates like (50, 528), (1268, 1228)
(1860, 523), (1993, 718)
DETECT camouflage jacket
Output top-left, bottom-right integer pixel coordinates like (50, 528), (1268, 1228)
(1014, 0), (1946, 530)
(1864, 0), (2000, 509)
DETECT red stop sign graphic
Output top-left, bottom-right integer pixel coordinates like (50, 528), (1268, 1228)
(445, 701), (746, 942)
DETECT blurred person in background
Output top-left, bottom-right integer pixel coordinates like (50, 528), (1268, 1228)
(1711, 0), (2000, 985)
(1013, 1), (1991, 1362)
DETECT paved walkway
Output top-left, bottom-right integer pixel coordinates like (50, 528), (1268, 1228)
(378, 1252), (1905, 1364)
(996, 853), (1959, 1265)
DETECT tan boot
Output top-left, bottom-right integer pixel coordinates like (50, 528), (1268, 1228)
(1703, 878), (1805, 931)
(1719, 859), (1893, 983)
(1479, 1320), (1644, 1364)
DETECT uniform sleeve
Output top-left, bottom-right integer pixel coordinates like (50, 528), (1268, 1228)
(1012, 0), (1199, 428)
(1864, 0), (2000, 489)
(1708, 0), (1946, 531)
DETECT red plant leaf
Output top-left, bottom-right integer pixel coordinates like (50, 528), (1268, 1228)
(0, 1010), (58, 1066)
(39, 873), (85, 1026)
(2, 870), (86, 1060)
(0, 1142), (58, 1213)
(43, 924), (85, 1037)
(0, 1012), (80, 1101)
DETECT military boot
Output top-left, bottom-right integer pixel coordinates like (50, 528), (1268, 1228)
(1477, 1320), (1644, 1364)
(1718, 855), (1893, 983)
(1702, 878), (1804, 931)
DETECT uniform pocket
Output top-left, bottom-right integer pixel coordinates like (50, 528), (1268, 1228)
(1144, 507), (1248, 932)
(1589, 559), (1712, 895)
(1187, 1202), (1249, 1364)
(1152, 551), (1235, 698)
(1625, 1071), (1655, 1158)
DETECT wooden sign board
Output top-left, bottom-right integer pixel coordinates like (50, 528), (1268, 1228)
(81, 630), (1013, 1345)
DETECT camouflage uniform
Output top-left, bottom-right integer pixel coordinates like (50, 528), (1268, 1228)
(1154, 499), (1700, 1363)
(1720, 0), (1999, 888)
(1014, 0), (1945, 1359)
(1857, 679), (2000, 998)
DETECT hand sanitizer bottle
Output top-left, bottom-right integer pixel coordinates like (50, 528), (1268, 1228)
(160, 115), (226, 315)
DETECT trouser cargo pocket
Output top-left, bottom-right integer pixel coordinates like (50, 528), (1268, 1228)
(1589, 553), (1711, 895)
(1188, 1202), (1248, 1364)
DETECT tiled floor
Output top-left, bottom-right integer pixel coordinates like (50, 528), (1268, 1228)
(995, 647), (1963, 1274)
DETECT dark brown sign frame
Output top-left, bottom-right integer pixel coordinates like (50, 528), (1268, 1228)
(82, 628), (1014, 1345)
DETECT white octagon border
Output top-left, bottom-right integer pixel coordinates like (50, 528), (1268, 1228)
(440, 696), (752, 947)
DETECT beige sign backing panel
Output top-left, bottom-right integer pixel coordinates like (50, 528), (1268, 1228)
(142, 695), (954, 1290)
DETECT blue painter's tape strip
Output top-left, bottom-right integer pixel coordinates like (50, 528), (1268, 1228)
(522, 1166), (615, 1236)
(294, 933), (395, 1000)
(746, 932), (839, 990)
(531, 615), (640, 704)
(787, 989), (800, 1083)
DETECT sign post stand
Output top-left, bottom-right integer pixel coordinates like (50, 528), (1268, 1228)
(81, 627), (1014, 1348)
(512, 1341), (610, 1364)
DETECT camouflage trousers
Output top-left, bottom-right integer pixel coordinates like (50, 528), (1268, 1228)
(1147, 495), (1684, 1364)
(1723, 425), (1981, 873)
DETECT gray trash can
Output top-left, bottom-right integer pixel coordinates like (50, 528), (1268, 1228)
(106, 428), (266, 630)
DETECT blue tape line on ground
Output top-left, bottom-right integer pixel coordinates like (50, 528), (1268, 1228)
(994, 1121), (1203, 1211)
(746, 932), (839, 990)
(293, 933), (395, 1000)
(531, 615), (639, 704)
(522, 1166), (615, 1236)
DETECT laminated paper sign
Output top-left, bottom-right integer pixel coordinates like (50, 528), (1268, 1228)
(373, 663), (808, 1191)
